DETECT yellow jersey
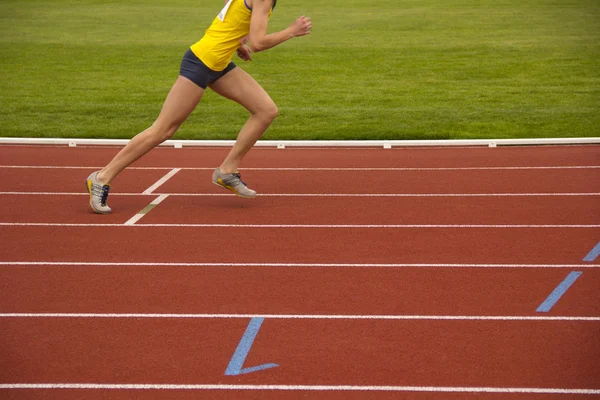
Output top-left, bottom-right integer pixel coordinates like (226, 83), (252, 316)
(191, 0), (272, 71)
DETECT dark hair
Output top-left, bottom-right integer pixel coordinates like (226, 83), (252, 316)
(272, 0), (277, 9)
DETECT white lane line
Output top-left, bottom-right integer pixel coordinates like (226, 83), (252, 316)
(1, 192), (600, 197)
(0, 384), (597, 394)
(142, 168), (181, 195)
(0, 262), (597, 269)
(1, 223), (599, 228)
(123, 195), (169, 226)
(0, 313), (598, 321)
(0, 192), (146, 196)
(208, 193), (600, 197)
(1, 165), (599, 171)
(229, 166), (600, 171)
(0, 166), (171, 170)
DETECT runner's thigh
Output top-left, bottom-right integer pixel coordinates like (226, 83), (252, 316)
(209, 67), (276, 115)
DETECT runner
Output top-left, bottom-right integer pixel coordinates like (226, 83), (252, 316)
(86, 0), (311, 213)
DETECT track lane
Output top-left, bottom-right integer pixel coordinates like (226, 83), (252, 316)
(1, 318), (598, 389)
(1, 226), (597, 264)
(0, 194), (153, 224)
(0, 391), (590, 400)
(157, 168), (600, 195)
(0, 168), (166, 194)
(138, 195), (600, 225)
(1, 145), (599, 168)
(3, 168), (599, 196)
(0, 267), (598, 316)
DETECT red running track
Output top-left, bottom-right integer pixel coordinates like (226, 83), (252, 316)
(1, 225), (598, 264)
(0, 144), (599, 399)
(1, 266), (600, 316)
(1, 162), (599, 195)
(1, 144), (599, 168)
(1, 318), (599, 388)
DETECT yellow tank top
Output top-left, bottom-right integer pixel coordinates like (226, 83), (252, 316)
(191, 0), (272, 71)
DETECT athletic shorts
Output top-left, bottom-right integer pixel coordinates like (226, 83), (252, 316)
(179, 48), (236, 89)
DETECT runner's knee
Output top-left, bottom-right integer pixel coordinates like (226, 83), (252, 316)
(257, 102), (278, 122)
(152, 120), (182, 142)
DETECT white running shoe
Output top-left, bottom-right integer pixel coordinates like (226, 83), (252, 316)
(212, 168), (256, 198)
(86, 171), (112, 214)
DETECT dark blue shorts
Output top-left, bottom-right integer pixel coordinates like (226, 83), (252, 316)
(179, 48), (236, 89)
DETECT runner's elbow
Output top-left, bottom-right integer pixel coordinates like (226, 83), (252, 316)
(249, 38), (267, 52)
(249, 43), (264, 52)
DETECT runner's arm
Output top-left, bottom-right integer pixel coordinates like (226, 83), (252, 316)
(248, 0), (311, 52)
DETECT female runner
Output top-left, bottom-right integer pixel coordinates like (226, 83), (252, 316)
(87, 0), (312, 213)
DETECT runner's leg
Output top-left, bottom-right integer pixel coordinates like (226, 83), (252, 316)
(97, 76), (204, 184)
(209, 67), (278, 173)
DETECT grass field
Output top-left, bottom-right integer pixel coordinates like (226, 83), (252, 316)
(1, 0), (599, 140)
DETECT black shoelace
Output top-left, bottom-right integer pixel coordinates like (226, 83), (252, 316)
(100, 185), (110, 206)
(232, 172), (247, 186)
(91, 182), (110, 206)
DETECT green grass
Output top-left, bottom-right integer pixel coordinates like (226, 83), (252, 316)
(1, 0), (599, 140)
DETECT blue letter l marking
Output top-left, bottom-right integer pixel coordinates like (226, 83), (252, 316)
(225, 317), (278, 376)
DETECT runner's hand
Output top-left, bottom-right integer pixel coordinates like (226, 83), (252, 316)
(290, 16), (312, 37)
(237, 44), (252, 61)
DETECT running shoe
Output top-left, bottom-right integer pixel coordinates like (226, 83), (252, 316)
(86, 171), (112, 214)
(212, 168), (256, 198)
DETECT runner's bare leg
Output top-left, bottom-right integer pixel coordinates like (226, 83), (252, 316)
(97, 76), (204, 184)
(209, 67), (278, 173)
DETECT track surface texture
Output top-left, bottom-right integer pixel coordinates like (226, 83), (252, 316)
(1, 144), (599, 399)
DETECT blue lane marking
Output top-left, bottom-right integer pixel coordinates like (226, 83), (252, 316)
(536, 272), (583, 313)
(583, 242), (600, 262)
(225, 317), (278, 376)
